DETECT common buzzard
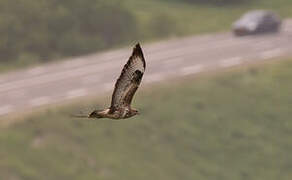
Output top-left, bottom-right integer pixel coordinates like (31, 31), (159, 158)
(75, 43), (146, 119)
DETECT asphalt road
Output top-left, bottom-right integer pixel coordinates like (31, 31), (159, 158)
(1, 20), (292, 117)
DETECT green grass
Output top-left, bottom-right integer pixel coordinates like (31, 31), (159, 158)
(1, 58), (292, 179)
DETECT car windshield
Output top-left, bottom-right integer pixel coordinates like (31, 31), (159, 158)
(241, 11), (267, 22)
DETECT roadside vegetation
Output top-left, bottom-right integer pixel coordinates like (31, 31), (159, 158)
(1, 58), (292, 179)
(1, 0), (292, 72)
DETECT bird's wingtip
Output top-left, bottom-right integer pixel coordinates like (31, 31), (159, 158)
(132, 42), (145, 68)
(135, 42), (142, 49)
(133, 42), (143, 52)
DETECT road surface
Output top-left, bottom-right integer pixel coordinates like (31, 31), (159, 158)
(1, 20), (292, 117)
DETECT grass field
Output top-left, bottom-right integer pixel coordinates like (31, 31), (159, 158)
(1, 58), (292, 179)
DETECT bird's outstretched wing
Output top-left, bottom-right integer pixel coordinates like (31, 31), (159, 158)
(109, 43), (146, 112)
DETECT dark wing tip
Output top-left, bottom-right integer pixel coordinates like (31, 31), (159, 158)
(135, 42), (141, 48)
(133, 43), (142, 55)
(132, 43), (146, 69)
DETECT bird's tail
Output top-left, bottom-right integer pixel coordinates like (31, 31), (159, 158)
(70, 114), (89, 118)
(70, 110), (104, 119)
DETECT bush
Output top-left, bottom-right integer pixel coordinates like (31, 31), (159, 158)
(0, 0), (137, 63)
(148, 13), (177, 38)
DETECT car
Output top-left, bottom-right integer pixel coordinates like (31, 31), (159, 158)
(232, 10), (282, 36)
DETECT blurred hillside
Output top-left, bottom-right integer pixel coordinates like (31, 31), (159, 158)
(1, 58), (292, 179)
(1, 0), (292, 72)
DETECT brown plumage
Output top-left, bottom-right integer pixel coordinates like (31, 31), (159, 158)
(75, 43), (146, 120)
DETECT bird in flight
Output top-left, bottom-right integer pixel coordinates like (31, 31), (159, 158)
(74, 43), (146, 120)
